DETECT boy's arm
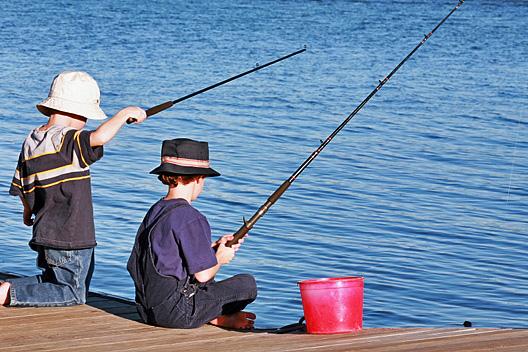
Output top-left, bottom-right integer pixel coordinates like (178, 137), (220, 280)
(194, 237), (236, 283)
(194, 263), (221, 283)
(20, 196), (33, 226)
(10, 156), (33, 226)
(90, 106), (146, 147)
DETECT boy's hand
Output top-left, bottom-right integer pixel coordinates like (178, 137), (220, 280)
(212, 234), (246, 252)
(215, 236), (236, 265)
(121, 106), (147, 124)
(20, 196), (33, 226)
(23, 210), (33, 226)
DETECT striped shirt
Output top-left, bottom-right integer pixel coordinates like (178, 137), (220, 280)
(10, 125), (103, 250)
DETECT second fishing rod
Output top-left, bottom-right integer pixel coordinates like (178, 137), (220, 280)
(226, 0), (465, 247)
(126, 47), (306, 124)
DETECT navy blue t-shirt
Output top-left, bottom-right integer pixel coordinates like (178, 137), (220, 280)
(144, 198), (217, 280)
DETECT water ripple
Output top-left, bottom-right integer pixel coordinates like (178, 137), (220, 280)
(0, 0), (526, 329)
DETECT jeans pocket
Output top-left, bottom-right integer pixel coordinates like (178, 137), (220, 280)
(44, 249), (74, 267)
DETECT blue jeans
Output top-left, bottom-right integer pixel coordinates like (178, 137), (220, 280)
(6, 247), (94, 307)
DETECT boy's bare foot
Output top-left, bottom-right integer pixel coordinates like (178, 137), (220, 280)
(0, 282), (11, 306)
(210, 311), (256, 330)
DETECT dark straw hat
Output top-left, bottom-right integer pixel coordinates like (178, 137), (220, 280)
(150, 138), (220, 177)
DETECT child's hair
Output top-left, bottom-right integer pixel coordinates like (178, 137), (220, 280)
(158, 174), (203, 187)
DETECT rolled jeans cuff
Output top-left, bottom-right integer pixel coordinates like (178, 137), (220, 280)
(8, 283), (17, 306)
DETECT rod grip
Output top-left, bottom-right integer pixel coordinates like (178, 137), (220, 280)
(226, 224), (250, 247)
(126, 101), (175, 124)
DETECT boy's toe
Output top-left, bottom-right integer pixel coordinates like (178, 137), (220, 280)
(242, 311), (256, 320)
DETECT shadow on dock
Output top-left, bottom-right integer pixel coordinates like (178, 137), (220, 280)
(2, 271), (528, 352)
(1, 272), (288, 333)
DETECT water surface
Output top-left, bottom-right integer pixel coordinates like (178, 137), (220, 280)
(0, 0), (526, 328)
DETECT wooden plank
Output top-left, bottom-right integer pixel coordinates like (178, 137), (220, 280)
(227, 328), (410, 352)
(3, 327), (235, 352)
(0, 305), (89, 319)
(9, 326), (251, 352)
(2, 326), (153, 351)
(0, 310), (139, 335)
(86, 328), (429, 352)
(0, 306), (106, 325)
(240, 329), (442, 352)
(286, 328), (482, 349)
(2, 311), (527, 352)
(103, 329), (525, 352)
(284, 329), (527, 352)
(370, 329), (528, 352)
(496, 344), (528, 352)
(50, 330), (266, 352)
(2, 273), (527, 352)
(222, 329), (522, 352)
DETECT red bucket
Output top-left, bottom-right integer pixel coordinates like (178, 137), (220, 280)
(298, 276), (364, 334)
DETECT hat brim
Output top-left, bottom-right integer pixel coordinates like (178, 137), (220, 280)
(150, 163), (220, 177)
(37, 96), (107, 120)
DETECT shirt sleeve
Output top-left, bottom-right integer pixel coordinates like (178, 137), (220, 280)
(177, 217), (218, 275)
(9, 152), (23, 197)
(73, 130), (104, 167)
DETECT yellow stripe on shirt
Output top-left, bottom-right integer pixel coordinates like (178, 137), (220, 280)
(11, 181), (23, 189)
(22, 175), (91, 194)
(75, 131), (89, 168)
(16, 149), (87, 183)
(19, 163), (75, 182)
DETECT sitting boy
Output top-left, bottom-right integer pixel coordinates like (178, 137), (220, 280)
(127, 138), (257, 329)
(0, 71), (146, 306)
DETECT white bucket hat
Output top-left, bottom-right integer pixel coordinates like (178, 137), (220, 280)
(37, 71), (107, 120)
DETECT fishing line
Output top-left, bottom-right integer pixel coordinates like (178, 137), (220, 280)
(226, 1), (466, 247)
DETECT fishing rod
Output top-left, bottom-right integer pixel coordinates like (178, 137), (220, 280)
(226, 0), (465, 247)
(126, 47), (306, 124)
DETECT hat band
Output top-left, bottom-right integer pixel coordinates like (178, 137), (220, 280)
(162, 156), (210, 168)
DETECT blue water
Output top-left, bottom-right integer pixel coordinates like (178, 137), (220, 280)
(0, 0), (526, 329)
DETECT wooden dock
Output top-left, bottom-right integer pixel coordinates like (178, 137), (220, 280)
(1, 273), (527, 351)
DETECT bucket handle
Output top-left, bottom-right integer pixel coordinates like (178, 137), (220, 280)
(273, 316), (306, 334)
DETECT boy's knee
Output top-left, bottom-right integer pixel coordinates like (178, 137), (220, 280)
(235, 273), (256, 284)
(235, 273), (257, 298)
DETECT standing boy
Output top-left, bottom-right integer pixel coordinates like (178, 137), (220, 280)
(0, 71), (146, 306)
(127, 138), (257, 329)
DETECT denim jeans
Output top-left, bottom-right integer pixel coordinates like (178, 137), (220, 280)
(143, 273), (258, 328)
(6, 247), (94, 307)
